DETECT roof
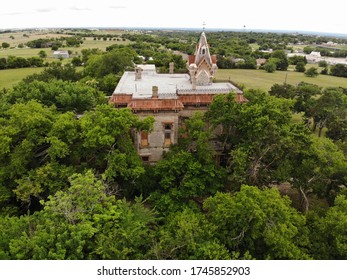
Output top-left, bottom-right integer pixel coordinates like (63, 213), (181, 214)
(178, 94), (214, 105)
(128, 99), (184, 111)
(109, 94), (132, 105)
(234, 93), (248, 103)
(188, 55), (196, 65)
(53, 50), (69, 54)
(114, 65), (234, 99)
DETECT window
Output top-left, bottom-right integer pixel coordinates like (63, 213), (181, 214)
(141, 156), (149, 162)
(163, 123), (172, 146)
(140, 131), (149, 147)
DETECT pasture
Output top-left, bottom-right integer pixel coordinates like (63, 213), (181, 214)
(0, 68), (43, 89)
(215, 68), (347, 91)
(0, 30), (129, 60)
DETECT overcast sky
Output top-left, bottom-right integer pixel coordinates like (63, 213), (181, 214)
(1, 0), (346, 34)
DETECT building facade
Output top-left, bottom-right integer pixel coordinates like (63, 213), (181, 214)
(109, 32), (247, 163)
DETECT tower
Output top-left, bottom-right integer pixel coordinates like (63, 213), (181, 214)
(187, 32), (218, 88)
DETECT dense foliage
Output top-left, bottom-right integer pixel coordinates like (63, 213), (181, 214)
(0, 29), (346, 260)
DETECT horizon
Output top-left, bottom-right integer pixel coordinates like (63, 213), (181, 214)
(1, 0), (346, 36)
(2, 26), (347, 39)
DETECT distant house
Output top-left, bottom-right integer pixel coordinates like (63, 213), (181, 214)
(310, 51), (321, 57)
(306, 51), (321, 63)
(53, 50), (69, 59)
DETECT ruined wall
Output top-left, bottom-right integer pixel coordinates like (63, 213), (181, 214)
(136, 112), (179, 163)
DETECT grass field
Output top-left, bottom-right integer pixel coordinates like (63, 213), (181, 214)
(2, 30), (347, 92)
(0, 30), (129, 60)
(215, 68), (347, 91)
(0, 68), (44, 89)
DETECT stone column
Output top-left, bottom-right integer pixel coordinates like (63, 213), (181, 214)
(169, 62), (174, 74)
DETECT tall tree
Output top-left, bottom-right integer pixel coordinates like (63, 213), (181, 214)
(153, 208), (230, 260)
(79, 105), (154, 193)
(84, 47), (136, 78)
(308, 194), (347, 259)
(204, 186), (310, 259)
(288, 136), (347, 213)
(7, 79), (105, 113)
(206, 91), (304, 188)
(7, 171), (156, 260)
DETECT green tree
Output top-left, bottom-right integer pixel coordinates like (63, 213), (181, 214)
(330, 64), (347, 78)
(38, 50), (47, 59)
(303, 46), (314, 54)
(8, 79), (105, 114)
(295, 61), (306, 72)
(0, 101), (57, 211)
(93, 196), (156, 259)
(151, 112), (227, 215)
(264, 60), (276, 73)
(271, 50), (288, 71)
(0, 58), (7, 69)
(84, 47), (136, 78)
(289, 136), (347, 212)
(154, 208), (230, 259)
(311, 87), (347, 137)
(23, 62), (82, 83)
(305, 67), (319, 77)
(318, 60), (328, 67)
(204, 186), (310, 259)
(79, 105), (154, 188)
(308, 194), (347, 259)
(269, 83), (296, 99)
(6, 171), (157, 260)
(2, 42), (10, 49)
(293, 82), (321, 120)
(206, 91), (301, 188)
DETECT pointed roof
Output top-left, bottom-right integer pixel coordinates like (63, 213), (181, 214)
(194, 32), (213, 66)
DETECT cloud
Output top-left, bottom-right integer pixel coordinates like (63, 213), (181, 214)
(36, 8), (55, 13)
(109, 5), (127, 9)
(1, 12), (25, 16)
(70, 6), (91, 11)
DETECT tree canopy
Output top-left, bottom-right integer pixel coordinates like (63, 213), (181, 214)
(0, 29), (346, 261)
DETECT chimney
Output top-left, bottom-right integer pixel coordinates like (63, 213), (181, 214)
(152, 86), (158, 99)
(169, 62), (174, 74)
(191, 77), (196, 90)
(135, 66), (143, 80)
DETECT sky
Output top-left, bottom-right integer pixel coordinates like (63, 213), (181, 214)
(1, 0), (346, 35)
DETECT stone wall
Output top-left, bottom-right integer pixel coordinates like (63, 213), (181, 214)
(137, 112), (179, 163)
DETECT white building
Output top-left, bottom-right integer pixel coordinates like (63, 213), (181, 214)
(53, 50), (69, 59)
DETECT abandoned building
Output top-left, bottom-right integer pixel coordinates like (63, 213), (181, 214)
(109, 32), (247, 163)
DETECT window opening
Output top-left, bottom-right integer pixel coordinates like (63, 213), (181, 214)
(140, 131), (149, 147)
(164, 123), (172, 145)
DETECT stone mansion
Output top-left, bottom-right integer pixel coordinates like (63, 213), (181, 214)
(109, 32), (247, 163)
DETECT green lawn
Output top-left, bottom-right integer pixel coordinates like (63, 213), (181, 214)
(215, 69), (347, 91)
(0, 33), (129, 60)
(0, 68), (44, 89)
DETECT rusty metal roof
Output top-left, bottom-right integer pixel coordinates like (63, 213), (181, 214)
(235, 93), (249, 103)
(128, 99), (184, 111)
(178, 94), (214, 105)
(109, 94), (132, 105)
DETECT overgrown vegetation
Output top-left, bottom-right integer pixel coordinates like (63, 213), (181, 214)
(0, 29), (346, 260)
